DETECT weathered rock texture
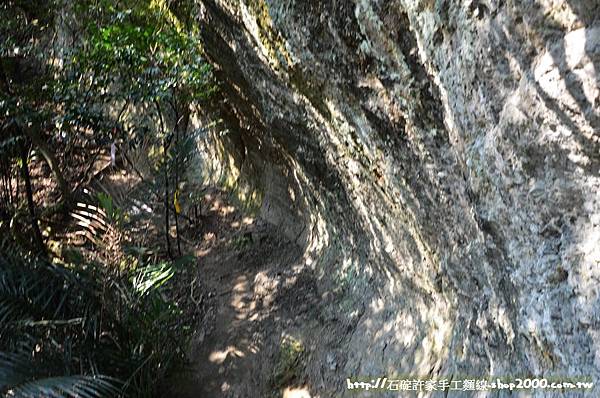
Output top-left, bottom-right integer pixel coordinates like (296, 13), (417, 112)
(193, 0), (599, 396)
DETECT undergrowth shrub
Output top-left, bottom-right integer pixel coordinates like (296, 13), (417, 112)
(0, 239), (193, 397)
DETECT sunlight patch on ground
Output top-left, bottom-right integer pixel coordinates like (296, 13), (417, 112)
(233, 276), (248, 293)
(221, 381), (231, 392)
(282, 387), (311, 398)
(195, 247), (212, 257)
(221, 205), (236, 216)
(203, 232), (216, 241)
(208, 345), (245, 364)
(231, 276), (258, 317)
(208, 197), (237, 216)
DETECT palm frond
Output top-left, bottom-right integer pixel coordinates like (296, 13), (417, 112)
(7, 375), (119, 398)
(0, 350), (120, 398)
(0, 351), (31, 390)
(0, 253), (100, 336)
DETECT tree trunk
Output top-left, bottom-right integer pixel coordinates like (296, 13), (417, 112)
(23, 126), (71, 204)
(164, 139), (172, 259)
(173, 102), (189, 258)
(19, 141), (45, 255)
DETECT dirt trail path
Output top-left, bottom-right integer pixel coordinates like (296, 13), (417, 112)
(167, 191), (320, 398)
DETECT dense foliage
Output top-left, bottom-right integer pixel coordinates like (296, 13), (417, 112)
(0, 241), (189, 397)
(0, 0), (215, 396)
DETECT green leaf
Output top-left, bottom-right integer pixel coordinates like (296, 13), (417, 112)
(131, 262), (174, 297)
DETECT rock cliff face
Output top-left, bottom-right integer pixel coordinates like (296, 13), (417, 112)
(194, 0), (599, 395)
